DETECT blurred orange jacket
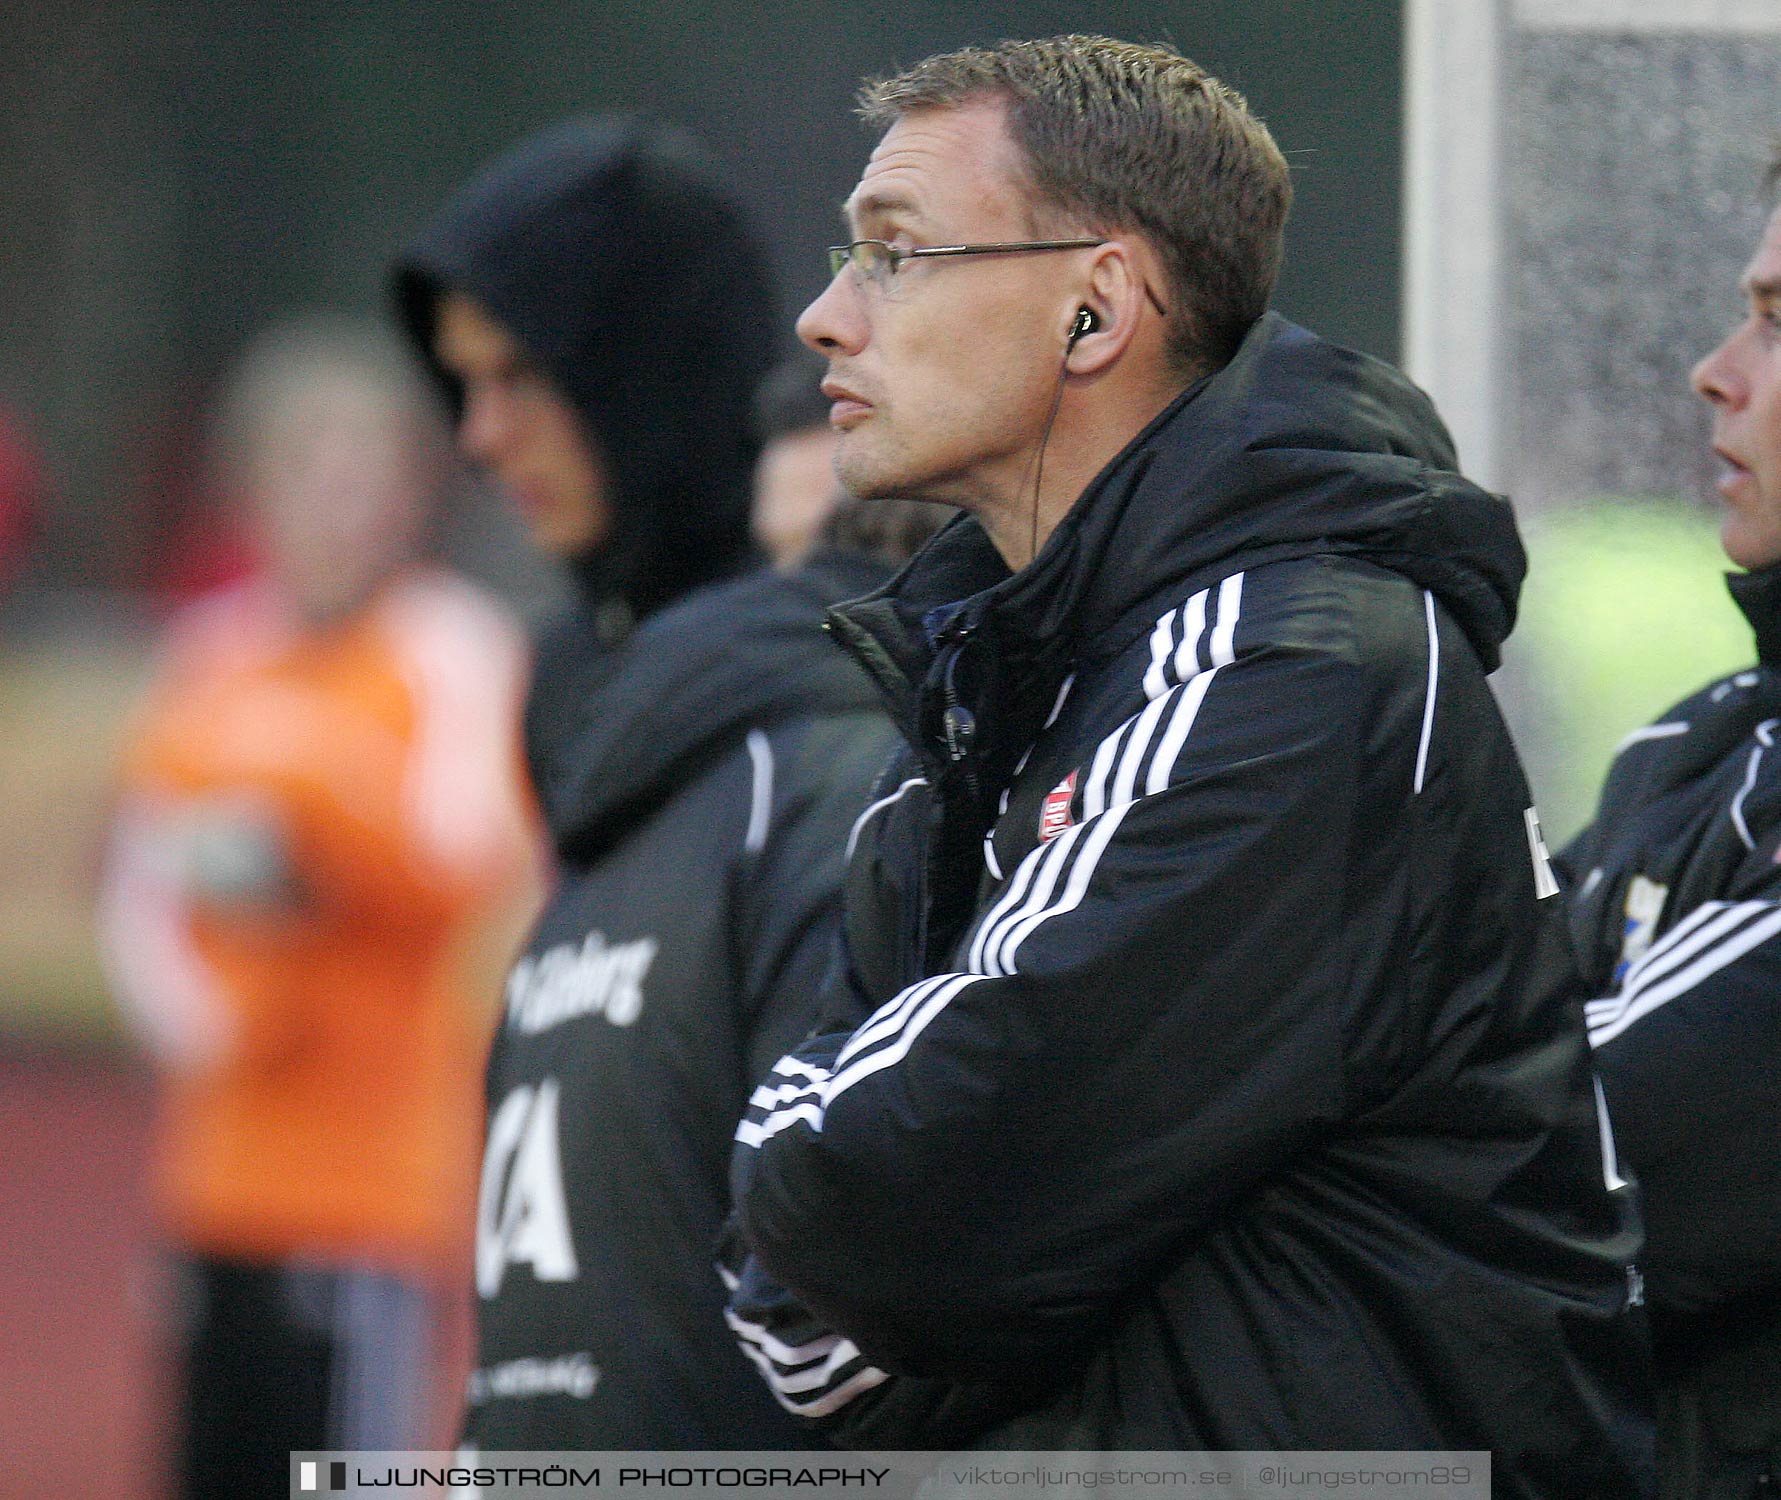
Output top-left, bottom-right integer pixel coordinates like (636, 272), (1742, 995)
(100, 569), (540, 1276)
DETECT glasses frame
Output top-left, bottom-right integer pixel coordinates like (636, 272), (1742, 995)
(827, 237), (1105, 282)
(826, 237), (1171, 318)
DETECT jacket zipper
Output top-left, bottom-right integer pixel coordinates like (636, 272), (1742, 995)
(936, 622), (981, 806)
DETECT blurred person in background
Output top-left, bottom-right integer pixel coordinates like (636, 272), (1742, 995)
(96, 318), (540, 1500)
(752, 348), (952, 573)
(1559, 148), (1781, 1499)
(752, 352), (845, 572)
(0, 405), (43, 602)
(392, 116), (897, 1450)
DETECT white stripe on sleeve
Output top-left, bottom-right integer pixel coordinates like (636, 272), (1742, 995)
(745, 729), (775, 854)
(846, 775), (927, 861)
(1588, 900), (1781, 1048)
(738, 574), (1247, 1144)
(725, 1293), (891, 1417)
(1414, 589), (1439, 795)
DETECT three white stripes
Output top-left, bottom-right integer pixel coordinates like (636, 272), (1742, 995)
(1586, 897), (1781, 1048)
(724, 1305), (889, 1415)
(1586, 711), (1781, 1046)
(730, 574), (1465, 1420)
(736, 572), (1247, 1151)
(974, 572), (1241, 976)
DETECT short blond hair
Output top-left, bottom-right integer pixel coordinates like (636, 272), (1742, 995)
(858, 35), (1292, 375)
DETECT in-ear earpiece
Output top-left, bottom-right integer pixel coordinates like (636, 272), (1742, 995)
(1070, 307), (1099, 342)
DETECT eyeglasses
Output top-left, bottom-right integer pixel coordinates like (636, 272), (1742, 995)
(826, 237), (1171, 317)
(827, 237), (1105, 285)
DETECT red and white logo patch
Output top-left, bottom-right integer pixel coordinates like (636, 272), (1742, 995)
(1039, 769), (1078, 842)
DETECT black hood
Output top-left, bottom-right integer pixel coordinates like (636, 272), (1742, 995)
(538, 551), (886, 858)
(392, 116), (776, 617)
(831, 313), (1526, 747)
(1071, 311), (1522, 661)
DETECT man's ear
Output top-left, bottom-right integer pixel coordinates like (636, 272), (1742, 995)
(1064, 244), (1148, 374)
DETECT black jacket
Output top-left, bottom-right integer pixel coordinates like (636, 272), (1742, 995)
(1560, 565), (1781, 1500)
(727, 315), (1651, 1494)
(468, 555), (896, 1448)
(392, 120), (898, 1447)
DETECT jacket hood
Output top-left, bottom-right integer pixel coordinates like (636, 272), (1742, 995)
(1075, 311), (1522, 662)
(538, 552), (887, 857)
(832, 313), (1525, 750)
(392, 116), (777, 617)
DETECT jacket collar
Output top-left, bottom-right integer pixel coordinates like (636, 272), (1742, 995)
(1727, 564), (1781, 669)
(538, 553), (886, 857)
(828, 314), (1524, 768)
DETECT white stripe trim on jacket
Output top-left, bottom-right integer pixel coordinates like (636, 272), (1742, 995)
(736, 574), (1247, 1148)
(1587, 898), (1781, 1048)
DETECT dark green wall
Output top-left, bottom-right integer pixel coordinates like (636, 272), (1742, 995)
(0, 1), (1402, 586)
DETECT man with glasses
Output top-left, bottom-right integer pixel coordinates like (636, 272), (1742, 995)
(723, 36), (1650, 1490)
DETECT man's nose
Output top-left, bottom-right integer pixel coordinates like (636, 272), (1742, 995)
(1691, 330), (1744, 410)
(797, 273), (865, 356)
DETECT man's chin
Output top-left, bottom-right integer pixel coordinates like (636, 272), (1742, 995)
(836, 440), (970, 509)
(1721, 513), (1781, 573)
(834, 449), (906, 505)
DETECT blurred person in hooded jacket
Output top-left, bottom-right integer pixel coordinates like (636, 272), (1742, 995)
(97, 318), (540, 1500)
(392, 116), (897, 1450)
